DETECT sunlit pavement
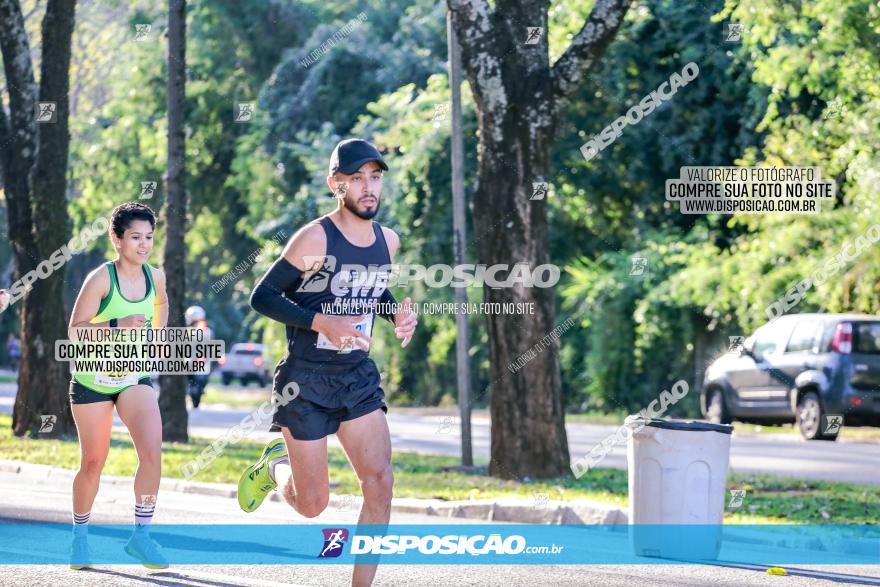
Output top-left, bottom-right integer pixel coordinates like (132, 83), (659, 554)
(0, 471), (877, 587)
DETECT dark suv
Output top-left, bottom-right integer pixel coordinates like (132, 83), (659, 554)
(701, 313), (880, 440)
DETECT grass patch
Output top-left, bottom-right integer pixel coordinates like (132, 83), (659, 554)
(736, 423), (880, 441)
(0, 414), (874, 524)
(724, 474), (879, 524)
(564, 414), (880, 442)
(198, 384), (270, 409)
(564, 411), (630, 425)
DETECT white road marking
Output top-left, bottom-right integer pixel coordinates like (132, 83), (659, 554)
(154, 568), (315, 586)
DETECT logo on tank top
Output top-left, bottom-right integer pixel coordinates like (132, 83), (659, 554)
(298, 255), (338, 293)
(296, 255), (389, 299)
(330, 265), (389, 298)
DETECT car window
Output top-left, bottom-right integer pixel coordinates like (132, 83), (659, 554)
(232, 349), (263, 356)
(816, 322), (836, 352)
(752, 319), (796, 360)
(855, 322), (880, 354)
(751, 327), (775, 359)
(786, 320), (821, 353)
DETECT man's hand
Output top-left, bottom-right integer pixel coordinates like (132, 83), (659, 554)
(393, 297), (417, 348)
(312, 314), (371, 351)
(118, 314), (146, 328)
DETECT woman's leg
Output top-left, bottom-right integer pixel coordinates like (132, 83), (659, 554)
(116, 384), (162, 515)
(117, 384), (169, 568)
(71, 400), (115, 515)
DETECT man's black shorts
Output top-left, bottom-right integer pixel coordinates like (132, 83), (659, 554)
(69, 377), (153, 405)
(271, 356), (387, 441)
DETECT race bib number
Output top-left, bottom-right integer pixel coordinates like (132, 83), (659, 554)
(94, 371), (138, 387)
(316, 314), (374, 353)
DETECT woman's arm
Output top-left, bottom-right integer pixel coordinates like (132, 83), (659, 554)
(152, 267), (169, 328)
(68, 267), (112, 340)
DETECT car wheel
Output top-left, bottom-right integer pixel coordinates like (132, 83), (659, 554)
(221, 373), (232, 386)
(706, 388), (731, 425)
(797, 391), (838, 441)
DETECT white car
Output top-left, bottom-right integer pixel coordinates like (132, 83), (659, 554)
(218, 342), (270, 386)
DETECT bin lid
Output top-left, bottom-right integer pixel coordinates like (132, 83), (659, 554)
(624, 416), (733, 434)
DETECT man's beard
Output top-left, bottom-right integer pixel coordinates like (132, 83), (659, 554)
(344, 193), (380, 220)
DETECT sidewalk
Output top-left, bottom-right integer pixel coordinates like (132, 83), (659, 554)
(0, 458), (627, 525)
(1, 458), (874, 567)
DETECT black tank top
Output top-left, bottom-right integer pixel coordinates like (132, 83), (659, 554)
(285, 216), (392, 366)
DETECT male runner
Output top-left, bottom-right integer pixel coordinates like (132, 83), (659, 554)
(238, 138), (417, 587)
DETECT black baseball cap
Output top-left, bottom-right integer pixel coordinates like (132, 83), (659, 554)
(328, 138), (388, 176)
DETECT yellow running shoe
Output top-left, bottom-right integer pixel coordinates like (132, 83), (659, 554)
(124, 530), (169, 569)
(237, 438), (287, 513)
(69, 534), (90, 570)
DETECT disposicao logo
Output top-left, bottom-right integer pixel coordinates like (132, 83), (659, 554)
(319, 528), (349, 558)
(317, 529), (535, 557)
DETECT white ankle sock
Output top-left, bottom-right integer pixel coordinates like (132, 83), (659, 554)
(73, 511), (90, 535)
(268, 456), (289, 483)
(135, 503), (155, 532)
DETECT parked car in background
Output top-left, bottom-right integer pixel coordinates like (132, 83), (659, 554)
(218, 342), (270, 386)
(701, 313), (880, 440)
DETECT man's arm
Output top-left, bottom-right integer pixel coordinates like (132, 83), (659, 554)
(249, 224), (324, 330)
(376, 226), (401, 324)
(249, 223), (370, 350)
(382, 226), (400, 258)
(380, 226), (417, 348)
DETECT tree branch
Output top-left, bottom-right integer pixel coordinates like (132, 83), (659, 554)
(445, 0), (503, 109)
(550, 0), (632, 109)
(446, 0), (493, 54)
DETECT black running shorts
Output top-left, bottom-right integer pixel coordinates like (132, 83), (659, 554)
(69, 377), (153, 405)
(271, 356), (387, 441)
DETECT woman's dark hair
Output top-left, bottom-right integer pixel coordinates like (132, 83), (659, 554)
(110, 202), (156, 238)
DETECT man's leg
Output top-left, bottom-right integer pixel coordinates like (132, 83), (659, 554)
(275, 426), (331, 518)
(336, 408), (393, 587)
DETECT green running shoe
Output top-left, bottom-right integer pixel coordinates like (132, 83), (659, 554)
(69, 534), (90, 570)
(238, 438), (287, 513)
(124, 529), (169, 569)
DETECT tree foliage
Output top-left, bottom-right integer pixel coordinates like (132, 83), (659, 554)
(2, 0), (878, 424)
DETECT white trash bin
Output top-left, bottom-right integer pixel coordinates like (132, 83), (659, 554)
(625, 417), (733, 560)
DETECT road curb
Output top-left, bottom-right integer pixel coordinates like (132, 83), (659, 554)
(0, 459), (627, 525)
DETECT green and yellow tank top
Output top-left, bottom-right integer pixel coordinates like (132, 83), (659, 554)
(73, 261), (156, 394)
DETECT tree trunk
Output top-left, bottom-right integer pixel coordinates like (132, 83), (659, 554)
(478, 128), (570, 478)
(447, 0), (632, 478)
(158, 0), (188, 442)
(1, 0), (77, 438)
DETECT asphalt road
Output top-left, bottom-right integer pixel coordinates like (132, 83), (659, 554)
(0, 471), (877, 586)
(1, 381), (878, 485)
